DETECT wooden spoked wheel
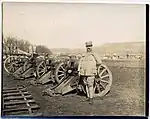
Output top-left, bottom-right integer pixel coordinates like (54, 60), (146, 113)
(4, 56), (25, 74)
(94, 64), (112, 97)
(55, 62), (68, 84)
(36, 61), (47, 79)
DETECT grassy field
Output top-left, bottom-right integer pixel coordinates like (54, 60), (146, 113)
(102, 59), (145, 68)
(2, 59), (146, 116)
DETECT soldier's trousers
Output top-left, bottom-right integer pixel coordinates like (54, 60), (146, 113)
(83, 76), (95, 99)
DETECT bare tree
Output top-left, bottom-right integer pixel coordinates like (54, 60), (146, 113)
(3, 36), (52, 55)
(3, 36), (32, 54)
(36, 45), (52, 55)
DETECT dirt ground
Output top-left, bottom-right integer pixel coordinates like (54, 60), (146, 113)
(2, 66), (146, 116)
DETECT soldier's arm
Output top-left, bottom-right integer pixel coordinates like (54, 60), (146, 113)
(92, 53), (102, 65)
(78, 57), (82, 72)
(78, 54), (85, 71)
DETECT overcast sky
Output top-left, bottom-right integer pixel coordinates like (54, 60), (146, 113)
(3, 3), (145, 49)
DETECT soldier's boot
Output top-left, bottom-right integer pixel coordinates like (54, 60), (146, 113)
(87, 97), (90, 101)
(89, 98), (93, 105)
(81, 86), (90, 102)
(88, 85), (94, 105)
(81, 97), (90, 102)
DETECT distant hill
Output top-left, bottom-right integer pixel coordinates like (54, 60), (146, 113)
(50, 42), (145, 56)
(93, 42), (145, 56)
(51, 48), (72, 53)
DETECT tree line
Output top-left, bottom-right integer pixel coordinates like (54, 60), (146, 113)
(3, 36), (52, 55)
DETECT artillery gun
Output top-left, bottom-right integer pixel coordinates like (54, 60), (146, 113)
(3, 49), (30, 76)
(4, 48), (45, 79)
(42, 55), (113, 98)
(32, 55), (71, 85)
(18, 53), (44, 79)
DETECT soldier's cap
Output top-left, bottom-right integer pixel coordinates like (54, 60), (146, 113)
(85, 41), (93, 47)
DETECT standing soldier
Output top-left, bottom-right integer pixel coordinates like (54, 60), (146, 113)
(78, 41), (102, 104)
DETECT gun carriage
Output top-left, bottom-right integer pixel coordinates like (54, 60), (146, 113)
(43, 55), (113, 98)
(3, 49), (45, 79)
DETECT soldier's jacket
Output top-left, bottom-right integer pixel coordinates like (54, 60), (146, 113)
(78, 52), (102, 76)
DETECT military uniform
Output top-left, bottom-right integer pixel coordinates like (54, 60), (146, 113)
(78, 52), (101, 76)
(78, 41), (102, 104)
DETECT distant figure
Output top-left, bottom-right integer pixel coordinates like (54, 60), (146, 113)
(78, 41), (102, 104)
(126, 54), (129, 59)
(113, 54), (117, 60)
(139, 55), (142, 60)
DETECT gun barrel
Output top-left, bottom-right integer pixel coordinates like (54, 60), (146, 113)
(17, 49), (30, 56)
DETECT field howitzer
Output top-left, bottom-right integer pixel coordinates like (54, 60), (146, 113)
(32, 56), (71, 85)
(15, 52), (48, 80)
(3, 49), (31, 76)
(4, 48), (44, 79)
(43, 56), (113, 98)
(33, 55), (79, 85)
(15, 49), (57, 80)
(14, 53), (65, 83)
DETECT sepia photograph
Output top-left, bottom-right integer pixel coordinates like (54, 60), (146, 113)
(2, 2), (146, 116)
